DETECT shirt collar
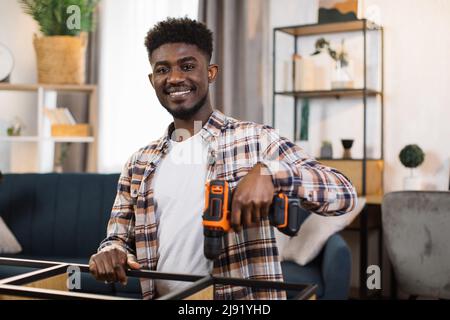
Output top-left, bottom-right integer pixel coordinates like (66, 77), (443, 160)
(156, 109), (227, 151)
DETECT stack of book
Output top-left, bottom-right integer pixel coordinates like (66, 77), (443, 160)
(44, 108), (90, 137)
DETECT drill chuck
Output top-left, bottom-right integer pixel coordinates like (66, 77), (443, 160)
(203, 229), (224, 260)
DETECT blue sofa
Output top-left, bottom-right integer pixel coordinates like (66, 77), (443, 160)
(0, 173), (351, 299)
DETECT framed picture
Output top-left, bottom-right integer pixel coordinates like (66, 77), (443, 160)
(318, 0), (359, 23)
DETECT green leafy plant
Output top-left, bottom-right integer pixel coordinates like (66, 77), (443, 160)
(56, 142), (72, 168)
(399, 144), (425, 168)
(312, 38), (349, 67)
(19, 0), (99, 36)
(6, 118), (24, 136)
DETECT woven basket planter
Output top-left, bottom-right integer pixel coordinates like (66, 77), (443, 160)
(33, 33), (87, 84)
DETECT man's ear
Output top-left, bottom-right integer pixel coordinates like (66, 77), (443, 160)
(148, 73), (154, 88)
(207, 64), (219, 83)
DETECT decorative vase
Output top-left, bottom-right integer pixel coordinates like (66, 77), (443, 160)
(331, 60), (354, 89)
(310, 50), (333, 91)
(341, 139), (354, 159)
(320, 144), (333, 159)
(33, 33), (87, 84)
(403, 169), (421, 190)
(294, 54), (315, 91)
(403, 176), (421, 190)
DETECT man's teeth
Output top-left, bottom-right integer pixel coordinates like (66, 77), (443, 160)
(169, 90), (191, 97)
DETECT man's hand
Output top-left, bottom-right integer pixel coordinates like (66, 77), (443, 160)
(89, 248), (140, 285)
(231, 163), (275, 232)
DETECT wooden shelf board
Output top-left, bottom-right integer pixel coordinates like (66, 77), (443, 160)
(275, 19), (381, 37)
(0, 136), (94, 143)
(0, 136), (40, 142)
(275, 88), (381, 99)
(0, 83), (96, 93)
(50, 136), (95, 143)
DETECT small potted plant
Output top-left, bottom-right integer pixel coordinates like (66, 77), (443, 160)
(6, 117), (24, 136)
(19, 0), (100, 84)
(399, 144), (425, 190)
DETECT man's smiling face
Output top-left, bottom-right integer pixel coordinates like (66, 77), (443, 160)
(149, 43), (217, 120)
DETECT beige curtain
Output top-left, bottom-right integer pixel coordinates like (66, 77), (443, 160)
(198, 0), (269, 123)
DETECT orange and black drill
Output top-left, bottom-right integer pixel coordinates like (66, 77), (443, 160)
(202, 180), (304, 260)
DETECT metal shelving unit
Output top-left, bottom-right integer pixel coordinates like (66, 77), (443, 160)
(272, 19), (384, 299)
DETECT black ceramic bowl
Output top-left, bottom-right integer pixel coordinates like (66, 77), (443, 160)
(341, 139), (354, 149)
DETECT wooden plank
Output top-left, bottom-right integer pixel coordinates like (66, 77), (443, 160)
(277, 19), (381, 37)
(279, 20), (364, 36)
(0, 83), (38, 91)
(275, 88), (381, 99)
(0, 273), (67, 300)
(184, 285), (214, 300)
(0, 136), (40, 142)
(25, 273), (68, 291)
(0, 284), (133, 300)
(0, 83), (96, 92)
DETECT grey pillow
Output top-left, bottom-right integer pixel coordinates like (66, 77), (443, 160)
(0, 217), (22, 254)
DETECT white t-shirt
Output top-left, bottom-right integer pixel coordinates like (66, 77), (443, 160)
(152, 131), (213, 297)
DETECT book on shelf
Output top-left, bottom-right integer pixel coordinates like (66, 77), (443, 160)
(44, 108), (76, 125)
(44, 108), (90, 137)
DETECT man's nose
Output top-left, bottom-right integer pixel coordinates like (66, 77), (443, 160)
(167, 68), (184, 84)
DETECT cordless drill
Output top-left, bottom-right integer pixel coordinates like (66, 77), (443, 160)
(202, 180), (303, 260)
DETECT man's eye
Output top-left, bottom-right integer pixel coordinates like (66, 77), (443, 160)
(156, 67), (169, 74)
(182, 64), (195, 71)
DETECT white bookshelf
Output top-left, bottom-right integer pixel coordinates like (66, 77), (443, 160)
(0, 83), (98, 173)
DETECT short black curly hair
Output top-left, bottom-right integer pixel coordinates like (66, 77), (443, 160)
(144, 17), (213, 62)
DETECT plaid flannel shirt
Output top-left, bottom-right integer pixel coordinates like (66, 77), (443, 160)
(98, 109), (357, 300)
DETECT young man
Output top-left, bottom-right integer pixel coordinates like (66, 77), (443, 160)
(89, 17), (357, 300)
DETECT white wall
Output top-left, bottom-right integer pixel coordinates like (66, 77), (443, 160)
(0, 0), (39, 172)
(267, 0), (450, 193)
(364, 0), (450, 191)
